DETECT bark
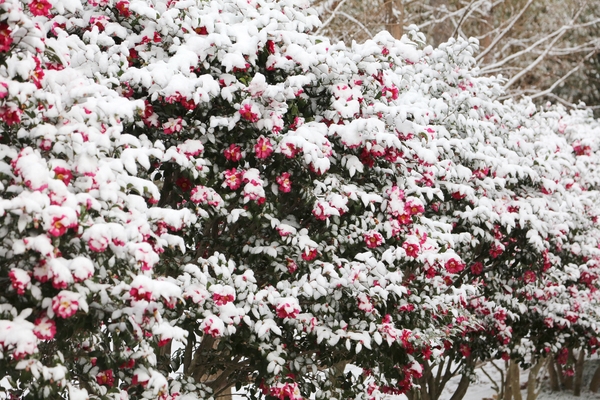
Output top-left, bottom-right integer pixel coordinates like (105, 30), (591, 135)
(384, 0), (403, 39)
(510, 361), (523, 400)
(526, 357), (547, 400)
(548, 358), (560, 392)
(573, 349), (585, 396)
(589, 363), (600, 392)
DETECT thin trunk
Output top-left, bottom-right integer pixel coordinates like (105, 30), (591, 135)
(385, 0), (403, 39)
(503, 360), (512, 400)
(555, 359), (568, 390)
(548, 358), (560, 392)
(448, 356), (474, 400)
(526, 357), (547, 400)
(510, 361), (523, 400)
(573, 349), (585, 396)
(564, 349), (575, 391)
(589, 364), (600, 392)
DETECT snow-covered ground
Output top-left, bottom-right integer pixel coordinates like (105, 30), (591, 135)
(232, 359), (600, 399)
(440, 358), (600, 400)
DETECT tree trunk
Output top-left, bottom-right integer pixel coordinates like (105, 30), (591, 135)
(548, 358), (560, 392)
(384, 0), (403, 39)
(589, 363), (600, 392)
(526, 357), (547, 400)
(503, 360), (512, 400)
(573, 349), (585, 396)
(510, 361), (523, 400)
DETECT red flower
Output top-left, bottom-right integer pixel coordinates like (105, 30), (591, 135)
(364, 231), (384, 249)
(276, 172), (292, 193)
(29, 0), (52, 17)
(266, 40), (276, 54)
(54, 166), (73, 185)
(223, 168), (243, 190)
(523, 270), (537, 283)
(240, 103), (259, 122)
(402, 242), (420, 258)
(254, 136), (273, 159)
(1, 107), (22, 125)
(470, 262), (483, 275)
(115, 1), (131, 17)
(34, 315), (56, 340)
(0, 23), (13, 52)
(445, 258), (465, 274)
(301, 248), (318, 261)
(224, 144), (242, 162)
(459, 344), (471, 358)
(49, 216), (70, 237)
(176, 177), (192, 191)
(96, 370), (115, 387)
(195, 26), (208, 35)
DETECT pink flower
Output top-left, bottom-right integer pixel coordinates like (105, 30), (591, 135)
(523, 270), (537, 283)
(190, 186), (224, 207)
(54, 166), (73, 185)
(34, 316), (56, 340)
(240, 103), (259, 122)
(276, 299), (300, 319)
(96, 370), (115, 387)
(88, 236), (109, 252)
(269, 382), (302, 400)
(224, 144), (242, 162)
(364, 231), (384, 248)
(201, 316), (224, 338)
(301, 248), (318, 261)
(445, 258), (465, 274)
(254, 136), (273, 159)
(357, 293), (374, 313)
(33, 261), (51, 283)
(382, 86), (399, 100)
(9, 268), (30, 295)
(130, 285), (153, 302)
(48, 215), (72, 237)
(286, 258), (298, 274)
(222, 169), (243, 190)
(280, 142), (300, 158)
(162, 117), (183, 135)
(52, 291), (79, 318)
(276, 172), (292, 193)
(489, 243), (504, 258)
(29, 0), (52, 16)
(211, 286), (236, 306)
(176, 177), (192, 192)
(1, 107), (22, 125)
(405, 198), (424, 216)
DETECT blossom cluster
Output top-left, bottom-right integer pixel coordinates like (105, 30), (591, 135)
(1, 0), (600, 399)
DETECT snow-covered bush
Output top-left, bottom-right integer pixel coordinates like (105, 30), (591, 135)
(2, 0), (600, 399)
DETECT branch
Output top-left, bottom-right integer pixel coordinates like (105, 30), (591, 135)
(529, 49), (597, 100)
(503, 1), (589, 90)
(451, 0), (483, 39)
(476, 0), (534, 62)
(315, 0), (349, 36)
(338, 11), (374, 39)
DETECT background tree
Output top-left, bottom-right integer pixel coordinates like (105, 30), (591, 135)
(312, 0), (600, 113)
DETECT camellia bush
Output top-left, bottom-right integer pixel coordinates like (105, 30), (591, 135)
(2, 0), (600, 399)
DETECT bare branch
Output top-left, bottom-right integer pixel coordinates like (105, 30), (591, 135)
(475, 0), (534, 62)
(338, 11), (374, 39)
(503, 1), (588, 90)
(315, 0), (349, 36)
